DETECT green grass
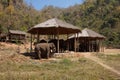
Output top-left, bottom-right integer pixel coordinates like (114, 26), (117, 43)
(0, 57), (119, 80)
(93, 53), (120, 72)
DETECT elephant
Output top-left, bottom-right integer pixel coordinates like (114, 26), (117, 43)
(49, 39), (66, 53)
(34, 43), (56, 59)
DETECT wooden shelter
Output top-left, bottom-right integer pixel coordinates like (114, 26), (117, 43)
(28, 18), (81, 53)
(69, 28), (105, 52)
(8, 30), (26, 42)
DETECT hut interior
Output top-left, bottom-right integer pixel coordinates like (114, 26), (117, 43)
(69, 28), (105, 52)
(69, 38), (103, 52)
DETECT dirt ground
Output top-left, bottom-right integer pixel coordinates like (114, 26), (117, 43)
(104, 48), (120, 54)
(0, 42), (30, 53)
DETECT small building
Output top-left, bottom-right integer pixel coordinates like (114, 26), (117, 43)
(69, 28), (105, 52)
(8, 30), (26, 43)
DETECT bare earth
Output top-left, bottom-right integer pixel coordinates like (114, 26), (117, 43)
(104, 48), (120, 54)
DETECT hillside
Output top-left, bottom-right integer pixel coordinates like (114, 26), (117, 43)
(0, 0), (120, 48)
(0, 0), (39, 32)
(61, 0), (120, 48)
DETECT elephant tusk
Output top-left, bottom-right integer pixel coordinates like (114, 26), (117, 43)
(50, 49), (53, 53)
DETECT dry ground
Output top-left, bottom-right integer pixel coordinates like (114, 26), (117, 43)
(0, 42), (120, 80)
(104, 48), (120, 54)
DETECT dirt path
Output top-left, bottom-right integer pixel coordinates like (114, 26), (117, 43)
(83, 53), (120, 76)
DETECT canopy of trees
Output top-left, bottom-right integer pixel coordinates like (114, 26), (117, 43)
(0, 0), (120, 48)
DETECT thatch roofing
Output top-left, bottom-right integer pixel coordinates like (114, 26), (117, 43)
(9, 30), (26, 35)
(69, 28), (105, 39)
(28, 18), (81, 35)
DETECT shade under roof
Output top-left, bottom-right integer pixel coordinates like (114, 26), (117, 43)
(69, 28), (105, 39)
(28, 18), (81, 35)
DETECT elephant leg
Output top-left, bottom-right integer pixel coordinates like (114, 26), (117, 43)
(38, 50), (41, 60)
(47, 51), (49, 59)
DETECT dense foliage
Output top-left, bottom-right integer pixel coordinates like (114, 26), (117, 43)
(0, 0), (120, 48)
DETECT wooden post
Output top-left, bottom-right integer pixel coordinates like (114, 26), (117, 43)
(102, 39), (104, 52)
(74, 34), (76, 52)
(91, 40), (93, 52)
(98, 40), (100, 52)
(37, 33), (40, 43)
(102, 40), (104, 52)
(57, 33), (59, 53)
(77, 33), (79, 52)
(100, 40), (102, 52)
(30, 34), (33, 52)
(67, 34), (69, 51)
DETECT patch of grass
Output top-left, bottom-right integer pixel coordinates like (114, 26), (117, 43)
(60, 58), (72, 65)
(0, 57), (119, 80)
(0, 49), (119, 80)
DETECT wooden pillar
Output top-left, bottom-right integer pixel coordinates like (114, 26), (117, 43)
(57, 33), (59, 53)
(37, 34), (40, 43)
(96, 39), (100, 52)
(88, 38), (90, 52)
(30, 34), (33, 52)
(101, 39), (104, 52)
(67, 34), (69, 51)
(74, 34), (76, 52)
(85, 38), (86, 52)
(76, 33), (79, 52)
(91, 40), (93, 52)
(98, 40), (100, 52)
(102, 40), (104, 52)
(100, 40), (102, 52)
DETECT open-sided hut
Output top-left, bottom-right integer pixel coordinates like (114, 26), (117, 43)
(69, 28), (105, 52)
(8, 30), (26, 42)
(28, 18), (81, 53)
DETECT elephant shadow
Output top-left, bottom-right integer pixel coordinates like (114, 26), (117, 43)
(22, 52), (39, 59)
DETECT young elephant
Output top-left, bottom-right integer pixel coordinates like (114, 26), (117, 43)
(35, 43), (56, 59)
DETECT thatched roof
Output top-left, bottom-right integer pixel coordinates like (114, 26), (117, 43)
(9, 30), (26, 35)
(28, 18), (81, 35)
(69, 28), (105, 39)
